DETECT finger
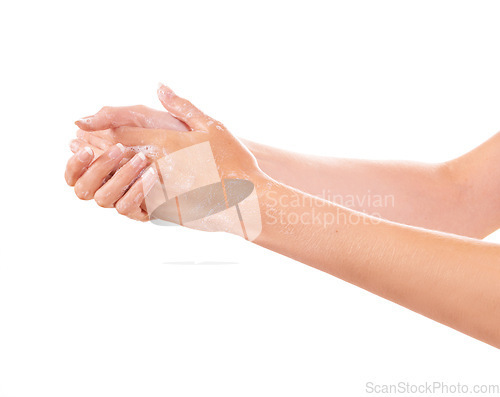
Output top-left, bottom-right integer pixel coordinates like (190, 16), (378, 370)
(71, 136), (135, 168)
(70, 139), (103, 157)
(74, 144), (129, 200)
(94, 152), (149, 208)
(157, 84), (211, 130)
(65, 147), (94, 186)
(89, 126), (179, 152)
(115, 167), (159, 221)
(76, 129), (113, 150)
(75, 106), (144, 131)
(75, 105), (189, 132)
(123, 208), (149, 222)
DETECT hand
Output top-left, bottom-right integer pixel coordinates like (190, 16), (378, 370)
(66, 85), (265, 239)
(66, 103), (198, 221)
(76, 104), (189, 133)
(68, 104), (189, 159)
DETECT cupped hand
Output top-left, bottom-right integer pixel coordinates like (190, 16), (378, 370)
(66, 85), (265, 238)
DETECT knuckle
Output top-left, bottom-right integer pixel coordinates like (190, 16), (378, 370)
(94, 190), (112, 208)
(134, 214), (148, 222)
(115, 200), (131, 216)
(183, 101), (195, 113)
(74, 183), (92, 200)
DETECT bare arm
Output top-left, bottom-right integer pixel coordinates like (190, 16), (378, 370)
(67, 88), (500, 348)
(243, 133), (500, 239)
(73, 106), (500, 238)
(253, 174), (500, 348)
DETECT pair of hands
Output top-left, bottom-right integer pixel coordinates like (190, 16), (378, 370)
(65, 85), (266, 237)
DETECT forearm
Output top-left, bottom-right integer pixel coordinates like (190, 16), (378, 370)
(446, 131), (500, 238)
(242, 137), (498, 238)
(75, 105), (500, 237)
(252, 175), (500, 348)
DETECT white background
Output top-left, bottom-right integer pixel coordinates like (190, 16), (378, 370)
(1, 1), (499, 396)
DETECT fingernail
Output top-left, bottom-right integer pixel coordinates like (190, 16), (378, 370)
(141, 166), (157, 185)
(108, 143), (125, 159)
(140, 167), (158, 197)
(69, 139), (79, 152)
(76, 116), (93, 125)
(130, 152), (146, 167)
(77, 147), (93, 161)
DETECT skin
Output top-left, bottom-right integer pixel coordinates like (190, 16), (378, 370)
(243, 136), (500, 239)
(67, 86), (264, 227)
(66, 85), (500, 348)
(70, 104), (500, 238)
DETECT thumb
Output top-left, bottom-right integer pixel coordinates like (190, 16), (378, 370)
(157, 84), (210, 131)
